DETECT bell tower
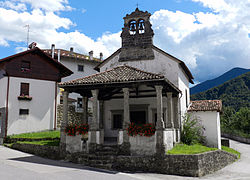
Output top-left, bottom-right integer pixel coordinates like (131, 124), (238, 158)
(119, 8), (155, 61)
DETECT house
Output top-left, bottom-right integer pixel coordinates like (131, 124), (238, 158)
(188, 100), (222, 149)
(43, 46), (101, 112)
(0, 47), (72, 139)
(59, 8), (198, 155)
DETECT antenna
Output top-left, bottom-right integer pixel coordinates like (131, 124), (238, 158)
(136, 3), (139, 9)
(24, 24), (30, 50)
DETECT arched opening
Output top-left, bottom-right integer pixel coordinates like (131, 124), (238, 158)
(138, 19), (145, 34)
(129, 20), (136, 35)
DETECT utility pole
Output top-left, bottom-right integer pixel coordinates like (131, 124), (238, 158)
(24, 24), (30, 50)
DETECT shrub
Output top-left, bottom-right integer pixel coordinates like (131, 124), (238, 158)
(181, 113), (205, 145)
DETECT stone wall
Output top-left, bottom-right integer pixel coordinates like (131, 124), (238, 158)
(0, 107), (6, 144)
(114, 150), (237, 177)
(222, 132), (250, 144)
(57, 105), (84, 128)
(129, 135), (156, 156)
(11, 143), (61, 160)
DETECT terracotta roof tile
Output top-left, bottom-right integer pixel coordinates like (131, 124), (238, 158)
(188, 100), (222, 112)
(59, 65), (164, 86)
(43, 49), (101, 63)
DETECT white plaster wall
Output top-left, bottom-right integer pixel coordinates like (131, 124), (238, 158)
(100, 49), (179, 87)
(190, 111), (221, 149)
(60, 58), (98, 108)
(7, 77), (56, 135)
(178, 67), (190, 118)
(104, 97), (168, 137)
(0, 77), (7, 108)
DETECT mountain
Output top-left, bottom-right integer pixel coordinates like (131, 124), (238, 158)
(191, 67), (250, 95)
(191, 72), (250, 111)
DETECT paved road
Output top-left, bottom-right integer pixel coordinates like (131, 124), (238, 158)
(0, 140), (250, 180)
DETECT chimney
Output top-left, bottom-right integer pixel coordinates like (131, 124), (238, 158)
(51, 44), (55, 59)
(70, 47), (74, 52)
(100, 52), (103, 60)
(89, 50), (93, 60)
(58, 49), (61, 62)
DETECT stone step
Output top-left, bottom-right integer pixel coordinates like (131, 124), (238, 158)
(95, 151), (118, 156)
(88, 155), (115, 161)
(91, 163), (113, 170)
(89, 159), (114, 165)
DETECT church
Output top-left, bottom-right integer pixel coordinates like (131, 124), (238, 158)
(59, 8), (221, 155)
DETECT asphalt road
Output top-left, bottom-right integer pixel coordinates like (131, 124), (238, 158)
(0, 140), (250, 180)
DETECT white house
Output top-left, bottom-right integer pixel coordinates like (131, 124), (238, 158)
(0, 47), (72, 137)
(43, 46), (101, 111)
(59, 8), (195, 155)
(188, 100), (222, 149)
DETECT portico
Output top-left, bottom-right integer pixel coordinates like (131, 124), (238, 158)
(59, 65), (181, 155)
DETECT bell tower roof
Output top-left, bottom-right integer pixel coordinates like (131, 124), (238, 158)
(119, 8), (154, 61)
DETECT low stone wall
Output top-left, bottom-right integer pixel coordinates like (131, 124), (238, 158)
(57, 105), (84, 128)
(222, 132), (250, 144)
(114, 150), (237, 176)
(11, 143), (61, 160)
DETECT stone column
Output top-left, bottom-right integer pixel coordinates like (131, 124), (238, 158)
(155, 86), (164, 129)
(88, 90), (98, 152)
(173, 96), (181, 142)
(167, 92), (174, 128)
(155, 85), (165, 156)
(82, 96), (88, 124)
(98, 100), (104, 144)
(119, 88), (130, 155)
(60, 90), (69, 156)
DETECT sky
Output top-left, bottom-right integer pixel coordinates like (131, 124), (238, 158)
(0, 0), (249, 84)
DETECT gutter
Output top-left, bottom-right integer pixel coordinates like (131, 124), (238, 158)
(5, 76), (10, 138)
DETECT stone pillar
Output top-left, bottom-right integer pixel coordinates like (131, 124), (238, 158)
(98, 100), (104, 144)
(88, 90), (98, 152)
(155, 85), (165, 155)
(167, 92), (174, 128)
(119, 88), (130, 155)
(82, 96), (88, 124)
(60, 90), (69, 156)
(155, 86), (164, 129)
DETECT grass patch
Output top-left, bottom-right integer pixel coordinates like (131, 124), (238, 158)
(222, 146), (241, 158)
(167, 144), (217, 155)
(17, 139), (60, 146)
(9, 130), (60, 139)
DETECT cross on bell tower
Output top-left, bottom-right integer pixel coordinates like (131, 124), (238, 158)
(119, 8), (155, 61)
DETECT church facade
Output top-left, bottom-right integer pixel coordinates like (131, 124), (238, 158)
(59, 8), (195, 155)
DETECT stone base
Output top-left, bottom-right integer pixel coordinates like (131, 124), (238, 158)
(88, 143), (97, 154)
(0, 138), (3, 145)
(66, 135), (82, 153)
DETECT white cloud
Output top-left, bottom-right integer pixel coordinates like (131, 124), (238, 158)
(151, 0), (250, 82)
(0, 1), (27, 11)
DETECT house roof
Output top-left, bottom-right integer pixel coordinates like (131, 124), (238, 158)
(0, 47), (73, 78)
(43, 49), (101, 63)
(94, 46), (194, 84)
(59, 65), (165, 86)
(188, 100), (222, 112)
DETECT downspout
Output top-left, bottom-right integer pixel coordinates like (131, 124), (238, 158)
(54, 82), (57, 130)
(5, 76), (10, 138)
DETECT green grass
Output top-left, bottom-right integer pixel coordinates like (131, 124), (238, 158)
(222, 146), (241, 158)
(9, 130), (60, 139)
(17, 139), (60, 146)
(167, 144), (217, 155)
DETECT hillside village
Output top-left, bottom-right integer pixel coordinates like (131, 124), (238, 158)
(0, 7), (248, 178)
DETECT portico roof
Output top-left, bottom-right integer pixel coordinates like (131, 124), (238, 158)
(60, 65), (165, 86)
(59, 65), (181, 99)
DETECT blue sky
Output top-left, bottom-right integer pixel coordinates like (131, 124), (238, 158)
(0, 0), (249, 83)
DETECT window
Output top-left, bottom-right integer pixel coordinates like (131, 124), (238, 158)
(78, 65), (84, 72)
(19, 109), (29, 115)
(113, 114), (123, 129)
(21, 61), (30, 70)
(77, 98), (82, 108)
(20, 83), (29, 96)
